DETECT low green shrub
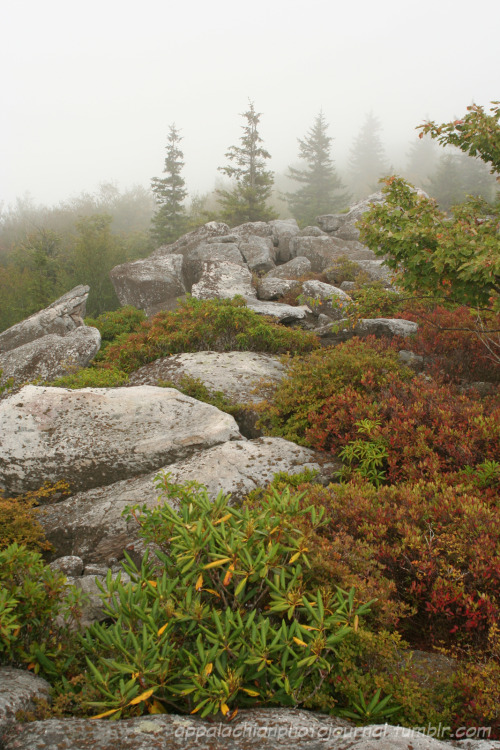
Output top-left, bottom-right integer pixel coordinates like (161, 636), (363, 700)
(85, 306), (147, 356)
(0, 481), (71, 552)
(158, 375), (240, 415)
(0, 543), (84, 675)
(74, 475), (372, 719)
(100, 296), (319, 373)
(48, 365), (129, 389)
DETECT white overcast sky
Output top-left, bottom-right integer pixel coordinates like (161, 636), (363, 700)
(1, 0), (499, 207)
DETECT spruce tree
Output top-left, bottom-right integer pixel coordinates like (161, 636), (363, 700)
(151, 124), (188, 245)
(286, 112), (350, 226)
(348, 112), (390, 200)
(217, 101), (277, 226)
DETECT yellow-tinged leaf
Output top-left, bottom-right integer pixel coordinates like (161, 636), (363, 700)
(195, 574), (204, 591)
(131, 672), (140, 679)
(203, 557), (232, 569)
(223, 564), (235, 586)
(289, 552), (301, 564)
(148, 699), (167, 714)
(293, 637), (308, 647)
(190, 703), (204, 714)
(220, 702), (230, 716)
(300, 625), (319, 631)
(157, 623), (168, 637)
(128, 688), (155, 706)
(214, 513), (232, 525)
(27, 663), (36, 671)
(146, 580), (157, 587)
(202, 588), (221, 598)
(242, 688), (260, 697)
(205, 663), (213, 676)
(354, 615), (359, 632)
(91, 708), (121, 719)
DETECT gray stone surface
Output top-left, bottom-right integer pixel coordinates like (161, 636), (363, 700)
(398, 349), (425, 372)
(246, 299), (309, 322)
(67, 571), (131, 626)
(0, 667), (51, 730)
(49, 555), (84, 577)
(0, 285), (89, 354)
(355, 259), (394, 285)
(128, 351), (286, 403)
(301, 280), (352, 314)
(0, 327), (101, 387)
(355, 318), (418, 339)
(257, 277), (299, 301)
(299, 225), (327, 236)
(266, 256), (312, 280)
(317, 192), (386, 240)
(40, 437), (338, 565)
(191, 261), (257, 301)
(109, 253), (186, 317)
(2, 707), (497, 749)
(289, 235), (376, 271)
(183, 242), (246, 286)
(268, 218), (301, 263)
(238, 234), (277, 274)
(0, 385), (242, 496)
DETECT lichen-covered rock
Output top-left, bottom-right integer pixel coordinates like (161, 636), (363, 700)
(246, 299), (309, 322)
(0, 327), (101, 387)
(49, 555), (84, 577)
(191, 261), (257, 301)
(0, 667), (50, 731)
(40, 437), (338, 565)
(316, 192), (386, 240)
(257, 277), (299, 301)
(183, 242), (246, 287)
(0, 385), (242, 496)
(0, 285), (89, 354)
(266, 256), (312, 280)
(301, 280), (351, 319)
(2, 707), (495, 750)
(268, 218), (300, 263)
(355, 259), (394, 285)
(238, 235), (277, 274)
(355, 318), (418, 339)
(109, 253), (186, 317)
(289, 235), (376, 271)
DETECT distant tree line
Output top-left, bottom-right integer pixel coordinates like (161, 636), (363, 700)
(1, 102), (497, 333)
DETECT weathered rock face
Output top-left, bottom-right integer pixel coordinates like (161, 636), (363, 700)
(0, 385), (242, 496)
(289, 235), (376, 271)
(2, 705), (495, 750)
(355, 259), (394, 285)
(0, 327), (101, 387)
(257, 277), (298, 301)
(266, 256), (312, 280)
(0, 285), (90, 353)
(127, 350), (287, 437)
(268, 218), (300, 263)
(191, 260), (257, 301)
(0, 667), (51, 731)
(40, 437), (339, 565)
(127, 351), (286, 403)
(316, 317), (419, 345)
(182, 242), (246, 287)
(238, 235), (276, 274)
(301, 281), (351, 319)
(316, 192), (386, 240)
(246, 299), (309, 322)
(109, 254), (186, 317)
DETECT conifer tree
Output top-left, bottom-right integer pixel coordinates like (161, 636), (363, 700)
(348, 112), (390, 200)
(286, 112), (350, 226)
(217, 101), (277, 226)
(151, 124), (188, 245)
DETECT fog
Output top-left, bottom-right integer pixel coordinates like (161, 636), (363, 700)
(2, 0), (499, 207)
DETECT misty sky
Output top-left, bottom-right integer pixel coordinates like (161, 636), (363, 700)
(2, 0), (499, 207)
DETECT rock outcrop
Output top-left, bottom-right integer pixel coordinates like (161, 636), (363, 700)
(0, 385), (242, 496)
(0, 285), (90, 353)
(0, 327), (101, 387)
(40, 437), (339, 565)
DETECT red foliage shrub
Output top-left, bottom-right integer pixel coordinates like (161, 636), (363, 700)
(306, 375), (499, 483)
(300, 477), (500, 651)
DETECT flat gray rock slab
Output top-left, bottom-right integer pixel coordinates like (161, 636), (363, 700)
(0, 285), (89, 353)
(0, 667), (50, 731)
(40, 437), (339, 565)
(2, 707), (495, 749)
(191, 260), (257, 301)
(246, 299), (309, 322)
(128, 351), (286, 403)
(0, 327), (101, 387)
(0, 385), (241, 496)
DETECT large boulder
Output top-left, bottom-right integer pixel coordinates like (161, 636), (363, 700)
(183, 242), (246, 287)
(191, 261), (257, 301)
(127, 351), (287, 437)
(257, 277), (298, 301)
(0, 285), (89, 353)
(0, 327), (101, 388)
(301, 281), (352, 320)
(316, 192), (386, 240)
(238, 235), (277, 274)
(109, 253), (186, 317)
(266, 256), (312, 280)
(40, 437), (339, 565)
(246, 299), (310, 322)
(289, 235), (376, 271)
(2, 706), (495, 750)
(268, 218), (300, 263)
(0, 385), (242, 496)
